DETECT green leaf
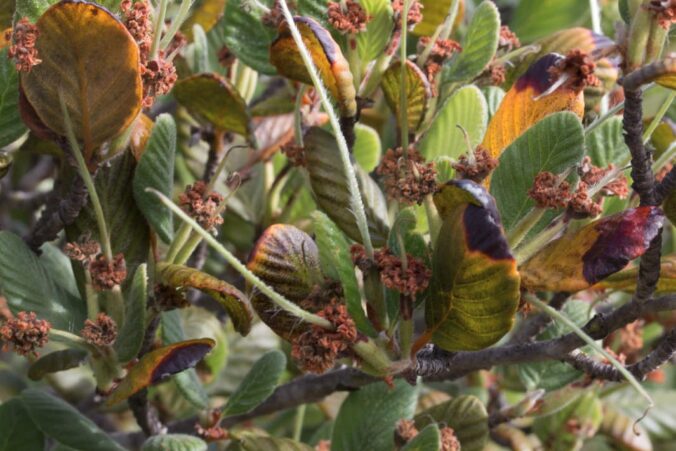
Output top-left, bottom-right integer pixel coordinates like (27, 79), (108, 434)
(133, 114), (176, 243)
(223, 350), (286, 417)
(442, 1), (500, 84)
(21, 389), (124, 451)
(401, 424), (440, 451)
(533, 391), (602, 450)
(0, 231), (86, 331)
(353, 123), (382, 172)
(14, 0), (55, 22)
(312, 211), (376, 336)
(418, 85), (488, 162)
(221, 322), (280, 393)
(0, 398), (45, 451)
(220, 0), (276, 74)
(510, 0), (589, 42)
(425, 180), (520, 351)
(331, 380), (419, 451)
(586, 116), (628, 167)
(143, 434), (207, 451)
(27, 349), (88, 381)
(414, 396), (489, 451)
(304, 126), (389, 246)
(298, 0), (330, 26)
(38, 243), (79, 299)
(181, 307), (229, 378)
(356, 0), (393, 64)
(115, 263), (147, 363)
(382, 60), (432, 133)
(157, 263), (253, 336)
(227, 435), (314, 451)
(482, 86), (505, 121)
(0, 48), (27, 147)
(490, 111), (585, 233)
(517, 301), (589, 390)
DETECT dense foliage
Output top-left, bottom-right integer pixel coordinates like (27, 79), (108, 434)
(0, 0), (675, 449)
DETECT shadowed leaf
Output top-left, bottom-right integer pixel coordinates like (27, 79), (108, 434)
(173, 74), (250, 137)
(247, 224), (324, 340)
(0, 48), (27, 147)
(424, 180), (520, 351)
(414, 396), (488, 451)
(106, 338), (215, 405)
(21, 1), (142, 160)
(520, 207), (665, 292)
(482, 54), (584, 161)
(381, 60), (432, 133)
(599, 405), (652, 451)
(227, 435), (313, 451)
(593, 254), (676, 294)
(115, 263), (148, 363)
(586, 116), (628, 168)
(533, 391), (602, 451)
(181, 0), (226, 39)
(143, 434), (207, 451)
(0, 398), (45, 451)
(27, 349), (88, 381)
(270, 16), (356, 118)
(157, 263), (253, 336)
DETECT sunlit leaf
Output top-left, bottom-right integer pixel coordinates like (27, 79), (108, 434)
(173, 74), (251, 137)
(27, 349), (88, 381)
(413, 0), (464, 37)
(424, 180), (520, 351)
(106, 338), (215, 405)
(332, 380), (419, 451)
(0, 398), (45, 451)
(482, 54), (584, 161)
(593, 254), (676, 294)
(510, 0), (589, 42)
(21, 1), (142, 159)
(533, 391), (602, 451)
(0, 48), (27, 147)
(143, 434), (207, 451)
(157, 263), (253, 336)
(181, 0), (226, 39)
(353, 123), (382, 172)
(482, 86), (504, 120)
(133, 114), (176, 243)
(442, 1), (499, 84)
(520, 207), (665, 292)
(270, 16), (356, 118)
(304, 126), (389, 246)
(356, 0), (392, 64)
(247, 224), (324, 340)
(115, 264), (148, 363)
(414, 396), (489, 451)
(381, 60), (432, 133)
(418, 84), (487, 162)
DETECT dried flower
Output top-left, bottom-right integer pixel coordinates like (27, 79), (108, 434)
(81, 312), (118, 347)
(1, 311), (50, 356)
(291, 299), (358, 374)
(141, 56), (177, 108)
(315, 440), (331, 451)
(548, 49), (601, 92)
(568, 182), (603, 218)
(644, 0), (676, 28)
(217, 45), (236, 68)
(392, 0), (423, 28)
(195, 409), (229, 442)
(394, 419), (419, 446)
(327, 1), (371, 34)
(281, 143), (306, 166)
(418, 37), (462, 84)
(350, 243), (373, 272)
(6, 17), (41, 72)
(527, 172), (572, 209)
(121, 0), (152, 62)
(440, 427), (461, 451)
(617, 320), (644, 360)
(376, 146), (438, 205)
(178, 181), (224, 233)
(64, 238), (101, 263)
(453, 145), (498, 182)
(89, 253), (127, 291)
(154, 283), (189, 311)
(488, 63), (506, 86)
(374, 247), (431, 297)
(165, 30), (187, 57)
(499, 25), (521, 51)
(578, 156), (629, 199)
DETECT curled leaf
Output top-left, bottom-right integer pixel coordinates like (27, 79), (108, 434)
(381, 60), (432, 133)
(247, 224), (324, 340)
(27, 349), (88, 381)
(106, 338), (215, 405)
(173, 73), (251, 137)
(520, 207), (665, 292)
(157, 263), (253, 336)
(423, 180), (520, 351)
(21, 0), (142, 159)
(270, 16), (356, 118)
(482, 53), (584, 160)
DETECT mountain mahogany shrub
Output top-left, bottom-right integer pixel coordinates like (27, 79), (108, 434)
(0, 0), (675, 449)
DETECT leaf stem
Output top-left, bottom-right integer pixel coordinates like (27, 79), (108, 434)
(149, 188), (334, 329)
(418, 0), (459, 68)
(399, 0), (410, 155)
(294, 86), (307, 147)
(292, 404), (306, 441)
(507, 207), (546, 249)
(150, 0), (169, 60)
(159, 0), (194, 51)
(643, 90), (675, 144)
(277, 0), (375, 258)
(513, 216), (566, 265)
(526, 294), (654, 413)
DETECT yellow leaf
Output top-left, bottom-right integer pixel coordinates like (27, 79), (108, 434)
(381, 60), (432, 133)
(413, 0), (465, 37)
(593, 255), (676, 294)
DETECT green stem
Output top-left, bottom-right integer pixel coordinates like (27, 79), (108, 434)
(507, 207), (546, 249)
(351, 337), (394, 376)
(418, 0), (460, 68)
(292, 404), (306, 442)
(150, 0), (169, 60)
(166, 223), (192, 263)
(359, 49), (395, 98)
(399, 0), (410, 154)
(150, 188), (333, 329)
(84, 272), (99, 321)
(493, 44), (540, 65)
(173, 231), (202, 266)
(277, 0), (374, 258)
(159, 0), (193, 51)
(527, 294), (654, 412)
(643, 91), (675, 144)
(423, 194), (441, 249)
(49, 329), (93, 351)
(514, 216), (566, 265)
(294, 86), (307, 147)
(418, 20), (444, 69)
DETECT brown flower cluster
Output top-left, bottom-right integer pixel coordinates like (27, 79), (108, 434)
(178, 181), (224, 233)
(81, 312), (118, 347)
(440, 427), (461, 451)
(528, 172), (572, 209)
(5, 17), (41, 72)
(488, 63), (506, 86)
(392, 0), (423, 28)
(452, 145), (498, 182)
(376, 146), (437, 205)
(140, 58), (178, 108)
(64, 238), (101, 263)
(262, 0), (294, 28)
(291, 299), (358, 374)
(315, 440), (331, 451)
(121, 0), (152, 57)
(195, 409), (229, 442)
(548, 49), (601, 92)
(578, 156), (629, 199)
(498, 25), (521, 51)
(154, 283), (189, 311)
(1, 311), (50, 357)
(89, 254), (128, 291)
(217, 45), (236, 69)
(281, 143), (306, 166)
(644, 0), (676, 28)
(352, 245), (431, 297)
(328, 1), (371, 34)
(165, 30), (187, 57)
(394, 419), (419, 446)
(419, 37), (462, 83)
